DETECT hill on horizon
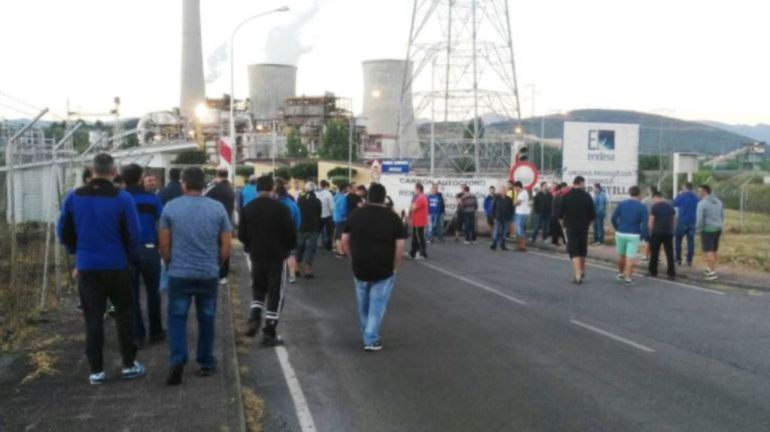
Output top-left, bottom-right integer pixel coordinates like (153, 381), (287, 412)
(492, 109), (758, 156)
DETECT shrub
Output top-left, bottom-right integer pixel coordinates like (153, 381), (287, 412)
(289, 162), (318, 181)
(327, 166), (356, 179)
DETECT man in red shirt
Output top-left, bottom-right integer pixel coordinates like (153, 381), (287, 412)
(409, 183), (429, 260)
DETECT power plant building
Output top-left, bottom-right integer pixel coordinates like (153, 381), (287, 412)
(281, 93), (352, 153)
(248, 64), (297, 125)
(362, 59), (419, 158)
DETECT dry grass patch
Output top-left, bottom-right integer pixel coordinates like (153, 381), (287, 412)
(20, 350), (59, 385)
(242, 387), (266, 432)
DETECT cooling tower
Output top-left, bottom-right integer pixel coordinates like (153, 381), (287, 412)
(180, 0), (206, 120)
(248, 64), (297, 122)
(362, 59), (419, 158)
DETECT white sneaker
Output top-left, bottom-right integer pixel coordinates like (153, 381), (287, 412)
(415, 255), (425, 261)
(89, 371), (107, 385)
(463, 241), (470, 245)
(616, 273), (625, 281)
(219, 278), (228, 285)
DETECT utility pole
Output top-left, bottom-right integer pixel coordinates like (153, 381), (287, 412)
(430, 57), (437, 175)
(471, 0), (480, 175)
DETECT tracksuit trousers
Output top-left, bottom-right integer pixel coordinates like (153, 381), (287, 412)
(249, 259), (287, 335)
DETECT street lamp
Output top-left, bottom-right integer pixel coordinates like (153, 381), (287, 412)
(229, 6), (290, 181)
(539, 109), (563, 172)
(348, 115), (367, 181)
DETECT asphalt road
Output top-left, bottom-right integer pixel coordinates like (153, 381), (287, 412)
(238, 240), (770, 432)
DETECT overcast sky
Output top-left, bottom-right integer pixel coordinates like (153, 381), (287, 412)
(0, 0), (767, 125)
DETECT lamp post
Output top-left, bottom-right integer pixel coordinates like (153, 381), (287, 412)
(539, 109), (563, 172)
(348, 116), (353, 181)
(347, 116), (368, 182)
(229, 6), (290, 182)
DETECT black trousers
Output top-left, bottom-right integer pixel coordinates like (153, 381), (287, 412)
(551, 218), (566, 245)
(129, 246), (163, 342)
(649, 233), (676, 277)
(250, 259), (287, 326)
(410, 226), (427, 258)
(78, 269), (137, 372)
(320, 217), (334, 251)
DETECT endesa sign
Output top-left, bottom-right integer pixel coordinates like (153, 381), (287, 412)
(562, 121), (640, 201)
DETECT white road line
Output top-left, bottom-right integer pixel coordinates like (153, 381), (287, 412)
(571, 319), (656, 353)
(528, 250), (617, 272)
(243, 253), (317, 432)
(419, 261), (528, 306)
(276, 346), (318, 432)
(527, 250), (726, 296)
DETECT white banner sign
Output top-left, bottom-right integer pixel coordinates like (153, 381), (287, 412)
(562, 121), (640, 202)
(378, 175), (504, 215)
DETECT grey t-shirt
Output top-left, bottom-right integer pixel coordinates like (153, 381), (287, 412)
(160, 195), (232, 279)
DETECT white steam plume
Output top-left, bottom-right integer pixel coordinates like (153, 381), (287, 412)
(264, 0), (321, 65)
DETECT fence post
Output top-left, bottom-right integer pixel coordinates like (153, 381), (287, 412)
(40, 122), (84, 309)
(5, 109), (48, 272)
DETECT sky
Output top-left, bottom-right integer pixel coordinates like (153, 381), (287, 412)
(0, 0), (768, 125)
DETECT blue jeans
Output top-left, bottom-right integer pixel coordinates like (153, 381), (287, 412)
(593, 213), (606, 244)
(160, 262), (169, 293)
(129, 245), (163, 341)
(530, 213), (551, 242)
(168, 277), (218, 368)
(491, 220), (508, 249)
(675, 222), (695, 264)
(354, 275), (396, 346)
(296, 231), (320, 266)
(515, 214), (529, 238)
(428, 213), (444, 242)
(463, 212), (476, 242)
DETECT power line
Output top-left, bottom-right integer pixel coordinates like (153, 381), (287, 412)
(0, 90), (66, 121)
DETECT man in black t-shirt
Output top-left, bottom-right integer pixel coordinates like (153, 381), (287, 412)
(341, 183), (406, 352)
(559, 176), (596, 284)
(648, 191), (677, 279)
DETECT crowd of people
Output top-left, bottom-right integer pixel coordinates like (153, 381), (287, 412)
(58, 153), (725, 386)
(401, 175), (723, 287)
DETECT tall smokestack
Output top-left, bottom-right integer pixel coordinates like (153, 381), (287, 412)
(180, 0), (206, 120)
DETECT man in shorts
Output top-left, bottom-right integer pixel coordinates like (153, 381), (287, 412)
(696, 184), (724, 281)
(611, 186), (649, 286)
(559, 176), (595, 284)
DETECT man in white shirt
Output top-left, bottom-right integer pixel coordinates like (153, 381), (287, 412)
(513, 181), (531, 252)
(316, 180), (336, 251)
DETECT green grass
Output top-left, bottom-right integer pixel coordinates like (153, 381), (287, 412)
(599, 209), (770, 273)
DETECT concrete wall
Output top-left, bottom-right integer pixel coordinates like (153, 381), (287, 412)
(317, 160), (372, 186)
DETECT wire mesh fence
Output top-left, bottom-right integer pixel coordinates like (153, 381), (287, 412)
(0, 161), (78, 330)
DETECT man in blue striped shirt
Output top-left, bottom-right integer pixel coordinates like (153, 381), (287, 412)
(122, 164), (165, 349)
